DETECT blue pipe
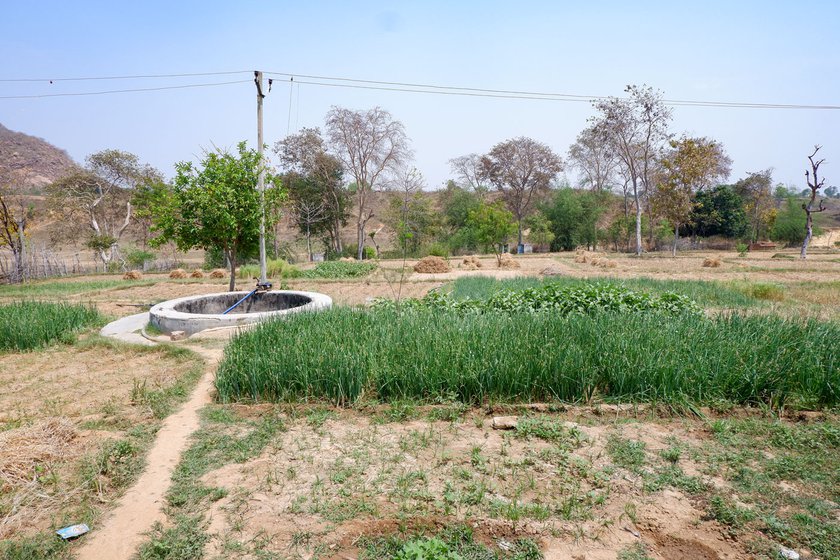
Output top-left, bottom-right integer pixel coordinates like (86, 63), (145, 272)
(222, 288), (259, 315)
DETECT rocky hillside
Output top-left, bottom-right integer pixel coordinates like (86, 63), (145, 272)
(0, 123), (77, 192)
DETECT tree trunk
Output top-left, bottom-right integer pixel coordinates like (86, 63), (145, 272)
(306, 223), (313, 262)
(517, 219), (523, 248)
(227, 247), (237, 292)
(673, 223), (679, 257)
(356, 223), (365, 260)
(16, 218), (26, 281)
(800, 211), (813, 259)
(633, 180), (643, 256)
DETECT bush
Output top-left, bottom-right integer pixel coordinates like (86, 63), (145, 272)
(0, 302), (100, 352)
(343, 244), (377, 260)
(126, 248), (156, 269)
(238, 260), (301, 280)
(301, 261), (377, 279)
(736, 243), (748, 256)
(424, 242), (450, 258)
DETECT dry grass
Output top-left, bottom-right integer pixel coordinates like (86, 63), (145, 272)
(498, 253), (520, 269)
(169, 268), (188, 279)
(190, 269), (205, 279)
(209, 269), (227, 279)
(460, 255), (482, 270)
(703, 257), (722, 268)
(123, 270), (143, 280)
(0, 418), (77, 487)
(414, 256), (451, 273)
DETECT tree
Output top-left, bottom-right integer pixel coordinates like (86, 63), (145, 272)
(800, 146), (829, 258)
(449, 153), (490, 198)
(568, 125), (618, 192)
(691, 186), (748, 239)
(591, 85), (672, 255)
(0, 170), (34, 282)
(525, 210), (554, 251)
(48, 149), (161, 267)
(274, 128), (349, 255)
(466, 201), (517, 265)
(772, 197), (814, 247)
(439, 181), (481, 253)
(325, 107), (410, 260)
(481, 137), (563, 247)
(654, 137), (731, 255)
(292, 199), (325, 262)
(385, 168), (437, 255)
(150, 142), (284, 291)
(734, 170), (776, 243)
(132, 178), (172, 248)
(542, 188), (607, 251)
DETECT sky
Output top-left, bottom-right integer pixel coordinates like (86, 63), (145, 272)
(2, 0), (839, 190)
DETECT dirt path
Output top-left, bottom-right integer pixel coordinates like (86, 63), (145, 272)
(75, 346), (222, 560)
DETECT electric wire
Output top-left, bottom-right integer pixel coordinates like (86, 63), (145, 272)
(0, 80), (252, 99)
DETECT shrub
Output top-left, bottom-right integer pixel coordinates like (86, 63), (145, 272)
(343, 244), (377, 260)
(424, 242), (450, 258)
(302, 261), (377, 279)
(0, 302), (100, 352)
(748, 283), (785, 301)
(126, 248), (156, 270)
(736, 243), (748, 256)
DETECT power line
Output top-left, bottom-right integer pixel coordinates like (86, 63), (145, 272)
(0, 79), (252, 99)
(266, 71), (840, 110)
(0, 70), (251, 83)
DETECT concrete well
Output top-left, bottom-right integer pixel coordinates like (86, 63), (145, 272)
(149, 290), (332, 336)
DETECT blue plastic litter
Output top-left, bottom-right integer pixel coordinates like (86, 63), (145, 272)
(56, 524), (89, 540)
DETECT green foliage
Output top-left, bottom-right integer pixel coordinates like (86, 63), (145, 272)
(395, 537), (461, 560)
(302, 260), (377, 279)
(138, 515), (209, 560)
(217, 307), (840, 408)
(466, 201), (517, 260)
(772, 197), (819, 246)
(150, 142), (285, 288)
(542, 188), (606, 251)
(691, 185), (748, 238)
(237, 259), (301, 280)
(0, 533), (69, 560)
(524, 210), (554, 249)
(0, 301), (100, 352)
(373, 283), (702, 316)
(736, 242), (748, 256)
(125, 247), (156, 269)
(342, 243), (377, 260)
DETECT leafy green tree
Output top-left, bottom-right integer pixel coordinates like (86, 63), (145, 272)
(525, 210), (554, 251)
(150, 142), (284, 291)
(543, 188), (607, 251)
(772, 197), (820, 247)
(734, 170), (776, 243)
(466, 201), (517, 265)
(691, 186), (748, 239)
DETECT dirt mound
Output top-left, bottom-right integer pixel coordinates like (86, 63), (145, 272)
(0, 418), (77, 487)
(169, 268), (188, 279)
(498, 254), (520, 269)
(190, 269), (204, 279)
(702, 257), (721, 268)
(461, 255), (483, 270)
(209, 268), (226, 278)
(123, 270), (143, 280)
(414, 256), (450, 273)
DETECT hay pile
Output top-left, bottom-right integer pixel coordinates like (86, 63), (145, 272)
(169, 268), (188, 279)
(703, 257), (722, 268)
(123, 270), (143, 280)
(190, 269), (204, 278)
(414, 256), (450, 273)
(461, 255), (483, 270)
(540, 266), (564, 276)
(0, 419), (77, 487)
(209, 268), (227, 278)
(498, 254), (520, 270)
(574, 250), (617, 269)
(339, 257), (356, 262)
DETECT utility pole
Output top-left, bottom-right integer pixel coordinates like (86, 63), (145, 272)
(254, 70), (267, 284)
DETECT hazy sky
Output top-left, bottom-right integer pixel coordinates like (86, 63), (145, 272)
(2, 0), (839, 190)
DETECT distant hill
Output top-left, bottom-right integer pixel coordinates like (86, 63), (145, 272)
(0, 123), (77, 192)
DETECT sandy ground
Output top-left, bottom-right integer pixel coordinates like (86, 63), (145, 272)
(75, 346), (222, 560)
(196, 407), (750, 560)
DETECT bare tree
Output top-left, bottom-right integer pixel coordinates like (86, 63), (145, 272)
(449, 153), (490, 199)
(568, 125), (618, 192)
(0, 170), (34, 282)
(48, 150), (160, 267)
(293, 199), (326, 262)
(591, 85), (672, 255)
(275, 128), (349, 255)
(325, 107), (410, 260)
(480, 137), (563, 247)
(801, 146), (829, 259)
